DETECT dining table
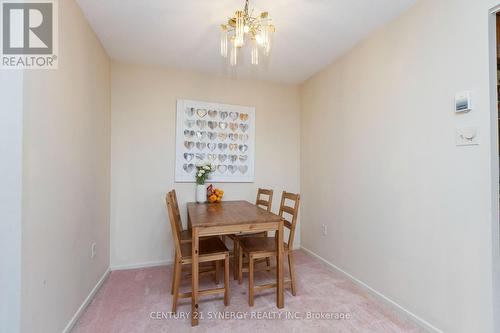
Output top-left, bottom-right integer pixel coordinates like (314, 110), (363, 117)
(187, 200), (285, 326)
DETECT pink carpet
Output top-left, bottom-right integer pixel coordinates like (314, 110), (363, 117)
(72, 250), (425, 333)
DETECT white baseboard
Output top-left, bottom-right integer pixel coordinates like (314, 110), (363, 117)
(62, 268), (110, 333)
(110, 259), (173, 271)
(300, 246), (443, 333)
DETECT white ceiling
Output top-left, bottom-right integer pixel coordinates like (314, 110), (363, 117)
(76, 0), (416, 84)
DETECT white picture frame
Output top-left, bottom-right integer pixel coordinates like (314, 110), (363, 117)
(175, 99), (255, 183)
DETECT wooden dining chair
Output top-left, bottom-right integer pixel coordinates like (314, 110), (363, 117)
(171, 190), (192, 244)
(166, 191), (230, 312)
(229, 188), (274, 279)
(255, 188), (274, 212)
(237, 191), (300, 306)
(168, 190), (221, 294)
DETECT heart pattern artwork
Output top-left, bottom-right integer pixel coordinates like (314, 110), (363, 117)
(218, 154), (227, 162)
(184, 130), (195, 138)
(183, 163), (195, 173)
(219, 111), (228, 120)
(196, 131), (206, 140)
(229, 123), (238, 132)
(238, 165), (248, 174)
(208, 121), (217, 130)
(196, 109), (207, 118)
(179, 102), (253, 181)
(238, 144), (248, 153)
(229, 112), (239, 120)
(196, 142), (206, 151)
(239, 123), (248, 132)
(207, 132), (217, 140)
(196, 120), (207, 129)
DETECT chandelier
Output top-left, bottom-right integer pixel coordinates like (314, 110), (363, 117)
(220, 0), (275, 66)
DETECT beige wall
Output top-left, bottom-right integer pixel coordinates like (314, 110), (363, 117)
(0, 71), (23, 333)
(21, 0), (111, 331)
(300, 0), (499, 332)
(110, 62), (300, 268)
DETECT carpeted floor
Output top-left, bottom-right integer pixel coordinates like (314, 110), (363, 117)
(72, 250), (425, 333)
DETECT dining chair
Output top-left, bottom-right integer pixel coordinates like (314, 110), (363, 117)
(229, 188), (274, 279)
(168, 190), (222, 295)
(237, 191), (300, 306)
(166, 191), (230, 312)
(171, 189), (191, 244)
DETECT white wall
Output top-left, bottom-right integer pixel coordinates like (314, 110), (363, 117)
(110, 62), (301, 268)
(0, 71), (23, 333)
(300, 0), (499, 332)
(20, 0), (111, 331)
(488, 9), (500, 333)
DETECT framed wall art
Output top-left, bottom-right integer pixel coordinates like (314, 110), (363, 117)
(175, 99), (255, 183)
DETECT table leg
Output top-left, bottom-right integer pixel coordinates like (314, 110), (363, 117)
(276, 220), (284, 308)
(191, 227), (199, 326)
(233, 239), (239, 280)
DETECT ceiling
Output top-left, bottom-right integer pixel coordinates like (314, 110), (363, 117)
(76, 0), (416, 84)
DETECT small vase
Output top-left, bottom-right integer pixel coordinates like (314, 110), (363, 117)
(196, 184), (206, 203)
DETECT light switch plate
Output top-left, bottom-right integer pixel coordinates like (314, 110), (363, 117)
(455, 91), (472, 113)
(456, 127), (479, 146)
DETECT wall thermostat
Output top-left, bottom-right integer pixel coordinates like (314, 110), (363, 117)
(456, 126), (479, 146)
(455, 91), (472, 113)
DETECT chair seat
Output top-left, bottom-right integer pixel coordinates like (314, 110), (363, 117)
(239, 236), (289, 254)
(180, 237), (229, 259)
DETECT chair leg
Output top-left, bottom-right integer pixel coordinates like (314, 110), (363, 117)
(238, 249), (243, 284)
(233, 239), (239, 280)
(215, 260), (220, 284)
(264, 233), (271, 271)
(288, 251), (297, 296)
(171, 260), (182, 313)
(248, 254), (254, 306)
(224, 254), (230, 306)
(171, 253), (178, 295)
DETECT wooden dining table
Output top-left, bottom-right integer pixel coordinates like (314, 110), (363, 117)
(187, 200), (285, 326)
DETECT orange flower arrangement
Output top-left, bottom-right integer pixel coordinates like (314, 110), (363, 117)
(207, 185), (224, 203)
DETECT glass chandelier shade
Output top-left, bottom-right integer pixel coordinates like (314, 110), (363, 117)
(220, 0), (275, 66)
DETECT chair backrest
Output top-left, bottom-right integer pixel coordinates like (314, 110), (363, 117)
(171, 189), (183, 232)
(166, 191), (182, 257)
(278, 191), (300, 249)
(256, 188), (273, 212)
